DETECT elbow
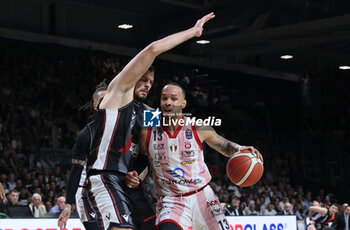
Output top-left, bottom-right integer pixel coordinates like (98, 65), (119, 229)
(147, 41), (161, 56)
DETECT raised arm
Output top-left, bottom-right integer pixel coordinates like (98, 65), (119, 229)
(309, 206), (328, 216)
(100, 12), (215, 109)
(196, 126), (263, 161)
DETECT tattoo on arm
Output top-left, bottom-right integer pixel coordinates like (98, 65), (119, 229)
(213, 135), (239, 157)
(72, 159), (86, 166)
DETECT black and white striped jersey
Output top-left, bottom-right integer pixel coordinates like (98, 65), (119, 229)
(87, 101), (144, 174)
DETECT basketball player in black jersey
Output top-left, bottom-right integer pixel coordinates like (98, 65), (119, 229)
(306, 203), (338, 230)
(58, 70), (156, 230)
(59, 12), (215, 230)
(58, 81), (107, 229)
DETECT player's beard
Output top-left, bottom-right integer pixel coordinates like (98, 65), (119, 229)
(134, 92), (146, 102)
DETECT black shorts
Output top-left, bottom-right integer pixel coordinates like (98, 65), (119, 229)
(87, 172), (134, 230)
(128, 182), (156, 230)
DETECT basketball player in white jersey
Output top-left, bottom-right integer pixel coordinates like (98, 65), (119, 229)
(128, 83), (262, 230)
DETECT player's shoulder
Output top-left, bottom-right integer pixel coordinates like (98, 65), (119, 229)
(76, 122), (94, 139)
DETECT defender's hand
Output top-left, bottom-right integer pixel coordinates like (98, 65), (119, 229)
(58, 204), (72, 230)
(126, 171), (140, 188)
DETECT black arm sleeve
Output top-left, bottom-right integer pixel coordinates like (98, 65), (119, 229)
(66, 164), (84, 205)
(66, 124), (92, 204)
(72, 125), (92, 161)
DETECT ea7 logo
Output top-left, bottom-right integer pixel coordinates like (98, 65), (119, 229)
(207, 200), (220, 207)
(154, 144), (164, 150)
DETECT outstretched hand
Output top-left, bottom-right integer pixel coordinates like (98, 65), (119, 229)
(193, 12), (215, 37)
(58, 204), (72, 230)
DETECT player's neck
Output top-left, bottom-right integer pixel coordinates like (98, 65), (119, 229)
(166, 116), (183, 134)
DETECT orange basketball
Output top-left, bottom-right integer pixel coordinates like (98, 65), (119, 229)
(226, 149), (264, 187)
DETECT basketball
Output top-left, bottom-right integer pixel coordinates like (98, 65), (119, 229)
(226, 149), (264, 187)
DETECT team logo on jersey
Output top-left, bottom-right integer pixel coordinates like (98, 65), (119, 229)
(165, 167), (185, 178)
(130, 143), (139, 158)
(169, 143), (178, 152)
(181, 159), (195, 165)
(154, 143), (164, 150)
(207, 200), (220, 207)
(161, 178), (202, 185)
(122, 214), (129, 222)
(154, 160), (169, 167)
(211, 208), (224, 217)
(184, 141), (191, 149)
(181, 150), (195, 158)
(185, 128), (193, 139)
(143, 109), (161, 127)
(156, 152), (167, 160)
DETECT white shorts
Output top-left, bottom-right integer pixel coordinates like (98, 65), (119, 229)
(156, 185), (229, 230)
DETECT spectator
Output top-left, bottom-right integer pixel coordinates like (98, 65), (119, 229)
(264, 203), (277, 216)
(245, 203), (259, 216)
(225, 197), (244, 216)
(278, 202), (293, 215)
(7, 173), (16, 191)
(29, 193), (47, 217)
(333, 205), (350, 230)
(6, 189), (21, 206)
(49, 196), (65, 214)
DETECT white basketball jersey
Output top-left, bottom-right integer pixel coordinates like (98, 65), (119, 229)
(147, 117), (211, 196)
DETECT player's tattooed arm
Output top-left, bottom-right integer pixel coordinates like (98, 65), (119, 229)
(197, 125), (263, 161)
(197, 126), (241, 157)
(211, 134), (242, 157)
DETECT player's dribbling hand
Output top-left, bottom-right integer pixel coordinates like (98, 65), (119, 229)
(58, 204), (71, 230)
(126, 171), (140, 188)
(193, 12), (215, 37)
(241, 146), (263, 163)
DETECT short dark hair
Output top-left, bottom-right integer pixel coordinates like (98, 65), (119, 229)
(163, 81), (186, 99)
(92, 79), (108, 102)
(10, 189), (18, 194)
